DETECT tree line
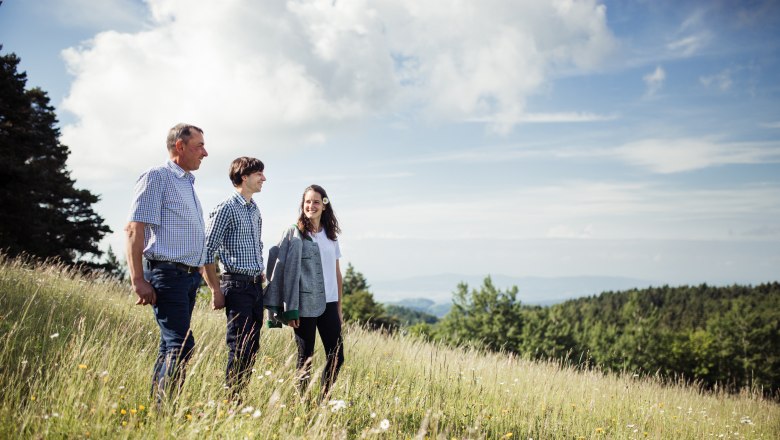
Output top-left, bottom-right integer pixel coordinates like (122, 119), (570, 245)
(338, 263), (780, 397)
(409, 277), (780, 397)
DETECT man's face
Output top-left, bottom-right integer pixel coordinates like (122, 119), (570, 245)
(243, 170), (266, 194)
(177, 131), (207, 172)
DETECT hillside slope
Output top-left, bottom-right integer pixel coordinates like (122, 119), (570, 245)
(1, 257), (778, 439)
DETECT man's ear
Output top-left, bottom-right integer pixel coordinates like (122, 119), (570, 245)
(175, 139), (185, 152)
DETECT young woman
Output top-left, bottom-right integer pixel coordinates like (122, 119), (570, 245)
(264, 184), (344, 399)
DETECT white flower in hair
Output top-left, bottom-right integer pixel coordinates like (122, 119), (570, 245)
(322, 197), (329, 205)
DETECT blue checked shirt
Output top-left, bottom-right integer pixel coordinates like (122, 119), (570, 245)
(205, 191), (264, 276)
(128, 160), (207, 267)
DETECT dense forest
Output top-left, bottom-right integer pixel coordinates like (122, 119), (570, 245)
(340, 263), (780, 396)
(409, 279), (780, 397)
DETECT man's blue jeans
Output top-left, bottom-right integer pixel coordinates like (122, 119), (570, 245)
(144, 261), (202, 402)
(222, 276), (263, 395)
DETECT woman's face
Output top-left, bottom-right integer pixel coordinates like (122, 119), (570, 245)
(303, 189), (324, 223)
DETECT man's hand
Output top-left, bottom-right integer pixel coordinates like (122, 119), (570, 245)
(132, 278), (157, 306)
(288, 319), (300, 328)
(212, 288), (225, 310)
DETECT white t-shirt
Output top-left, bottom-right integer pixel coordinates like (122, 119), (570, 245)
(311, 229), (342, 303)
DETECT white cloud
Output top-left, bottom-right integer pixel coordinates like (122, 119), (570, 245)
(59, 0), (617, 183)
(343, 180), (780, 243)
(642, 66), (665, 97)
(519, 112), (618, 123)
(546, 224), (595, 239)
(613, 138), (780, 173)
(700, 69), (733, 91)
(666, 33), (710, 56)
(667, 9), (711, 57)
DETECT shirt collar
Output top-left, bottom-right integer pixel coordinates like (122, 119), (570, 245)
(166, 159), (194, 182)
(230, 190), (255, 207)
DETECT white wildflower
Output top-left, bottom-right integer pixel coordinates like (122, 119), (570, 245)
(240, 406), (254, 414)
(370, 412), (376, 418)
(379, 419), (390, 430)
(252, 410), (262, 418)
(328, 400), (347, 412)
(49, 333), (59, 339)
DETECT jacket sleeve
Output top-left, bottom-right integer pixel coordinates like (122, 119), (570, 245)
(263, 243), (283, 328)
(281, 229), (302, 321)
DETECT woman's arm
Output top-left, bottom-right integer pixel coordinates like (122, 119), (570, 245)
(336, 259), (343, 323)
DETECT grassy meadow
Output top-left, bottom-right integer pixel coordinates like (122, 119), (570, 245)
(1, 256), (778, 439)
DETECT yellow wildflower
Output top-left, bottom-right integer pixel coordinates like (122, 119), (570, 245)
(120, 409), (127, 415)
(138, 405), (145, 411)
(78, 364), (87, 369)
(130, 409), (137, 415)
(595, 427), (605, 434)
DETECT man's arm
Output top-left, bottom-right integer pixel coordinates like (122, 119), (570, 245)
(204, 203), (232, 311)
(125, 221), (156, 306)
(203, 263), (225, 310)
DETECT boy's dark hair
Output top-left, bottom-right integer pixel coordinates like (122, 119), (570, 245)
(229, 157), (265, 186)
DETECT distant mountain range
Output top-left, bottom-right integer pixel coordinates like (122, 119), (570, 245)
(374, 274), (655, 317)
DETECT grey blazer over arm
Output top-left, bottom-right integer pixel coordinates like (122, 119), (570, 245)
(264, 225), (326, 324)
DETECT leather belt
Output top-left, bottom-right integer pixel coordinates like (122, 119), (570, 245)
(147, 260), (199, 274)
(223, 272), (263, 284)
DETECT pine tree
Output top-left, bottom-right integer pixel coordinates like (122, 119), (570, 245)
(0, 50), (111, 264)
(342, 262), (369, 295)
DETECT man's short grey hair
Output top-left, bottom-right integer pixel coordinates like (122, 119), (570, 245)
(166, 123), (204, 152)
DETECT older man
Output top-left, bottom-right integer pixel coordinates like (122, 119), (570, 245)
(126, 123), (208, 403)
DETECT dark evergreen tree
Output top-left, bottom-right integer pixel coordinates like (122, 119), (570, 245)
(436, 277), (524, 352)
(0, 50), (111, 264)
(342, 262), (369, 295)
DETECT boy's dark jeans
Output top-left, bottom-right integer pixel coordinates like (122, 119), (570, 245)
(144, 261), (202, 404)
(222, 276), (263, 394)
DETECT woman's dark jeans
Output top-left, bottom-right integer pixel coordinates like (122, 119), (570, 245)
(293, 301), (345, 399)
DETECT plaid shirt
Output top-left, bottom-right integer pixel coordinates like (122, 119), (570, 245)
(128, 160), (207, 267)
(205, 191), (264, 276)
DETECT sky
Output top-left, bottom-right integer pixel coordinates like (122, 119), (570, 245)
(2, 0), (779, 302)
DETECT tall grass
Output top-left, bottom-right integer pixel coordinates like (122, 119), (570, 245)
(1, 256), (778, 439)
